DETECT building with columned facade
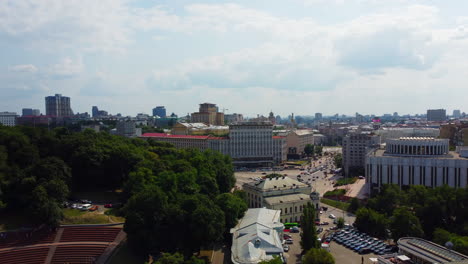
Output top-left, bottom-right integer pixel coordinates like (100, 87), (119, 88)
(366, 137), (468, 192)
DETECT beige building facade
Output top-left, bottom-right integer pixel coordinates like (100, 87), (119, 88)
(243, 177), (319, 223)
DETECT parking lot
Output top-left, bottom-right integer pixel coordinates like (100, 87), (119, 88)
(329, 241), (378, 264)
(283, 230), (302, 264)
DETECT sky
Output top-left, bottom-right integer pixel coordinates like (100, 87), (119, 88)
(1, 0), (468, 117)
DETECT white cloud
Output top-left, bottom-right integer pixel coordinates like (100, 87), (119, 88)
(9, 64), (38, 73)
(47, 57), (84, 78)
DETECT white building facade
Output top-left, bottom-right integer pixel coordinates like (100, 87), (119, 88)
(366, 137), (468, 192)
(230, 121), (274, 167)
(0, 112), (17, 126)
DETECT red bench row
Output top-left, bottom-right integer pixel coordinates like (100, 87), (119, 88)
(51, 244), (107, 264)
(0, 246), (49, 264)
(60, 227), (121, 243)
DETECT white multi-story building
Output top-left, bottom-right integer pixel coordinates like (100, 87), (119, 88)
(0, 112), (17, 126)
(366, 137), (468, 192)
(230, 121), (274, 167)
(243, 176), (319, 223)
(273, 136), (287, 164)
(343, 133), (381, 176)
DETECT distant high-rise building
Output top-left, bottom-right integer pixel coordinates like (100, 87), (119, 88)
(393, 112), (398, 117)
(45, 94), (73, 117)
(315, 113), (323, 120)
(152, 106), (166, 117)
(453, 110), (461, 118)
(0, 112), (17, 126)
(92, 106), (99, 117)
(22, 108), (40, 116)
(342, 133), (380, 176)
(427, 109), (446, 121)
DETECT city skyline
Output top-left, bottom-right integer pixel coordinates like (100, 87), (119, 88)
(2, 0), (468, 116)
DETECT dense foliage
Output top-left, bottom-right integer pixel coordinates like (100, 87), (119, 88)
(355, 184), (468, 252)
(304, 144), (314, 157)
(333, 153), (342, 169)
(301, 203), (319, 251)
(0, 125), (244, 258)
(302, 248), (335, 264)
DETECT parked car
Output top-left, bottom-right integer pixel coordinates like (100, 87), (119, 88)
(104, 203), (113, 208)
(285, 239), (293, 244)
(291, 226), (300, 233)
(317, 227), (323, 234)
(80, 199), (92, 204)
(88, 205), (98, 211)
(283, 234), (292, 239)
(329, 214), (336, 219)
(321, 222), (329, 225)
(80, 204), (92, 211)
(283, 245), (289, 252)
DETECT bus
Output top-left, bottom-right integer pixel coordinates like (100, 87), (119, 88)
(284, 222), (300, 229)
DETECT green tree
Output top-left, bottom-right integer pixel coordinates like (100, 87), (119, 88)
(389, 207), (424, 240)
(433, 228), (468, 255)
(354, 208), (388, 238)
(304, 144), (315, 157)
(337, 217), (345, 229)
(215, 193), (248, 229)
(348, 197), (361, 213)
(258, 256), (283, 264)
(315, 145), (323, 156)
(333, 153), (342, 168)
(155, 252), (184, 264)
(301, 202), (319, 251)
(302, 248), (335, 264)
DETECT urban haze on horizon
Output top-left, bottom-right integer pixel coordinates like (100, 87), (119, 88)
(1, 1), (468, 116)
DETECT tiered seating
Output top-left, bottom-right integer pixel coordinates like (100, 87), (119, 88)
(0, 229), (56, 249)
(60, 227), (121, 243)
(0, 246), (49, 264)
(51, 244), (107, 264)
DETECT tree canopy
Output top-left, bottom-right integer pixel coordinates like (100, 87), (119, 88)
(301, 202), (319, 251)
(0, 125), (245, 259)
(302, 248), (335, 264)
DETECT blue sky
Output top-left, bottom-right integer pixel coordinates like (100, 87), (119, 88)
(1, 0), (468, 117)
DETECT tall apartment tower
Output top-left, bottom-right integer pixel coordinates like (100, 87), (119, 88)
(453, 110), (461, 118)
(342, 133), (381, 176)
(315, 113), (323, 121)
(45, 94), (73, 117)
(92, 106), (99, 117)
(427, 109), (446, 121)
(152, 106), (166, 117)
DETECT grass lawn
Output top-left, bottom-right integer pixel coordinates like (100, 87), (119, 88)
(323, 189), (346, 197)
(108, 242), (147, 264)
(320, 198), (350, 212)
(62, 208), (125, 225)
(334, 177), (357, 187)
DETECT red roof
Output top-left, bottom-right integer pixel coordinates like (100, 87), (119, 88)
(141, 133), (211, 139)
(273, 136), (285, 139)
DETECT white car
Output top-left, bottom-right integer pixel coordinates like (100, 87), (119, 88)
(329, 214), (336, 219)
(80, 204), (92, 211)
(283, 245), (290, 252)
